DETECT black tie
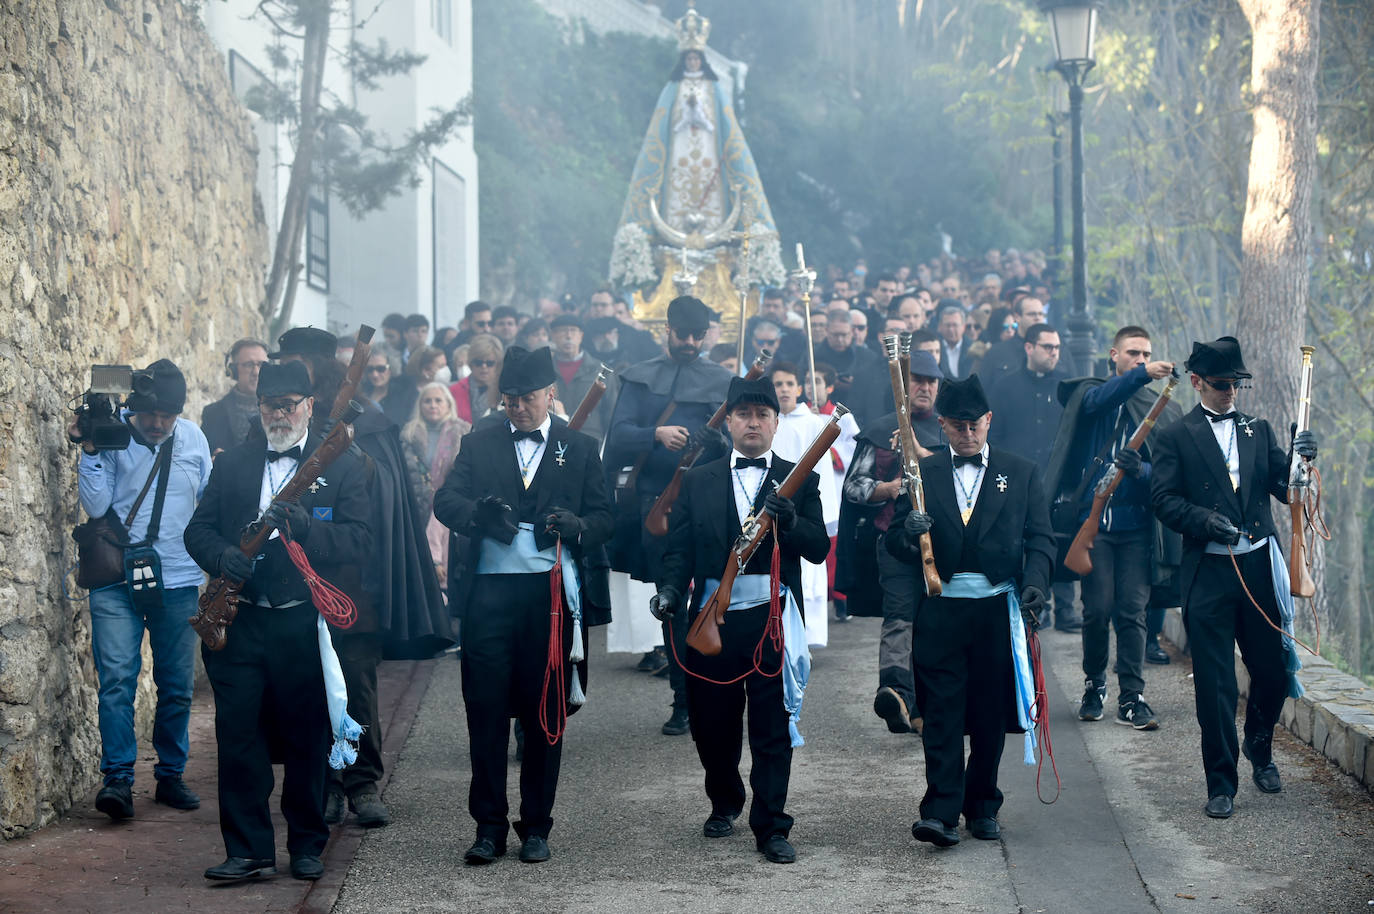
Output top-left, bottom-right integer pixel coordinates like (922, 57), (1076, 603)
(734, 456), (767, 469)
(1207, 411), (1237, 423)
(512, 429), (544, 443)
(953, 453), (983, 468)
(266, 446), (301, 462)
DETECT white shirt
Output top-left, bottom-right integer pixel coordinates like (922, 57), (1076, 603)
(511, 415), (553, 488)
(1202, 408), (1241, 491)
(943, 339), (962, 377)
(729, 447), (773, 528)
(775, 404), (840, 529)
(260, 429), (309, 540)
(950, 443), (989, 522)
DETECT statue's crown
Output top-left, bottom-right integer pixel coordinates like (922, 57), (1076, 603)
(674, 1), (710, 53)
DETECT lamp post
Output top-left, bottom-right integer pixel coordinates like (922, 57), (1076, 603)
(1046, 75), (1068, 275)
(1041, 1), (1099, 376)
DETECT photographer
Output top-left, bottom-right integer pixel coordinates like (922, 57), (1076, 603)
(71, 358), (212, 821)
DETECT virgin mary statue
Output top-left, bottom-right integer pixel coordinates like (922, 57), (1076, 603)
(609, 2), (785, 329)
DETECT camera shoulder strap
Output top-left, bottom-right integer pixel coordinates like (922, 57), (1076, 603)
(121, 443), (167, 529)
(129, 431), (176, 546)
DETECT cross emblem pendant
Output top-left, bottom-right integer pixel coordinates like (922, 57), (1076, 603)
(996, 474), (1008, 493)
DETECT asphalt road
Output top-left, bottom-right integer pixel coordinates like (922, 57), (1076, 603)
(335, 616), (1374, 913)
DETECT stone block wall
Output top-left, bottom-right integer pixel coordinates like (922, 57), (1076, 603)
(0, 0), (268, 835)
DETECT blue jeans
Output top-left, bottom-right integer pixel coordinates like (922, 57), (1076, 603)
(88, 584), (200, 785)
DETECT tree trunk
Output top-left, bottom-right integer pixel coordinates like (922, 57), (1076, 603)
(261, 1), (331, 338)
(1233, 0), (1319, 430)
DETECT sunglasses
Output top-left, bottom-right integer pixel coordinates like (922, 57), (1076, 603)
(260, 395), (308, 416)
(470, 359), (497, 368)
(366, 365), (389, 374)
(1204, 378), (1244, 391)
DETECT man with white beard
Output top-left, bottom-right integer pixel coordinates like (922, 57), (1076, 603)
(768, 362), (838, 647)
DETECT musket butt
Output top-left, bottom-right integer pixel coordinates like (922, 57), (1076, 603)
(355, 325), (376, 344)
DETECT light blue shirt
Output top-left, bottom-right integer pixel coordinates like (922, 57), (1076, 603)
(77, 414), (212, 589)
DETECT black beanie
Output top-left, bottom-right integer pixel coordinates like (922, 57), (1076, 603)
(126, 358), (186, 415)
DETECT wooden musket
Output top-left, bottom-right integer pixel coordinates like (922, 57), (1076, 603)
(1063, 370), (1179, 576)
(644, 348), (773, 537)
(567, 364), (611, 432)
(1289, 345), (1317, 598)
(884, 334), (940, 596)
(685, 405), (848, 656)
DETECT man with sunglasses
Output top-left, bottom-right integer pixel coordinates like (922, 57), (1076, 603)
(1045, 326), (1179, 724)
(1151, 337), (1318, 819)
(604, 296), (732, 736)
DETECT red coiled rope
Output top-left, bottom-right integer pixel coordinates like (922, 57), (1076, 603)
(667, 536), (785, 686)
(1027, 627), (1060, 804)
(282, 535), (356, 629)
(539, 540), (568, 746)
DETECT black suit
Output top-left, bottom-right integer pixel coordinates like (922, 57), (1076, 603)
(432, 420), (612, 844)
(1151, 405), (1291, 800)
(659, 453), (829, 842)
(184, 433), (373, 861)
(887, 447), (1053, 827)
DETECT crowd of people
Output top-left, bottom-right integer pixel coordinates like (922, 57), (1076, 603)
(68, 246), (1320, 877)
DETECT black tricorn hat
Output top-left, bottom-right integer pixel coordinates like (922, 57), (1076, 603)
(724, 376), (780, 414)
(667, 295), (712, 334)
(935, 374), (990, 420)
(498, 346), (557, 396)
(256, 361), (314, 399)
(1185, 336), (1252, 379)
(270, 326), (338, 361)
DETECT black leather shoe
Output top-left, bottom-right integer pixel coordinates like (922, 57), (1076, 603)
(1241, 733), (1281, 793)
(1145, 641), (1171, 665)
(324, 789), (346, 826)
(703, 813), (736, 838)
(290, 854), (323, 880)
(463, 837), (506, 865)
(661, 708), (690, 736)
(967, 817), (1000, 840)
(873, 687), (913, 734)
(912, 818), (960, 847)
(519, 835), (551, 863)
(1250, 762), (1282, 794)
(154, 776), (200, 810)
(95, 782), (134, 821)
(758, 834), (796, 864)
(204, 857), (276, 881)
(1205, 795), (1234, 818)
(349, 790), (391, 828)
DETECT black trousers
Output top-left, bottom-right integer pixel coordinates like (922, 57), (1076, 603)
(877, 540), (919, 712)
(639, 494), (689, 712)
(914, 593), (1015, 827)
(328, 632), (384, 796)
(461, 573), (567, 843)
(684, 602), (793, 842)
(1184, 546), (1288, 799)
(203, 604), (330, 860)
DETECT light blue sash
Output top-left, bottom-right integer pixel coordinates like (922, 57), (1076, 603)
(942, 573), (1037, 766)
(700, 574), (811, 748)
(317, 616), (362, 769)
(476, 522), (586, 702)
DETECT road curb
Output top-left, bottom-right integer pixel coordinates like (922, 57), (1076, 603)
(1163, 606), (1374, 791)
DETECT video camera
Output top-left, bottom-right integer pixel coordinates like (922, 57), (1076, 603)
(70, 365), (155, 451)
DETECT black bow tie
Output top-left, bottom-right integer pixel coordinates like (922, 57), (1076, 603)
(953, 453), (983, 468)
(734, 456), (767, 469)
(512, 428), (544, 443)
(266, 446), (301, 462)
(1207, 411), (1237, 423)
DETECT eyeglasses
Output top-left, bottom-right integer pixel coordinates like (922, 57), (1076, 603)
(259, 395), (308, 416)
(470, 359), (497, 369)
(1204, 378), (1244, 391)
(1035, 343), (1061, 352)
(366, 365), (389, 374)
(236, 360), (267, 371)
(673, 329), (706, 342)
(1003, 322), (1018, 331)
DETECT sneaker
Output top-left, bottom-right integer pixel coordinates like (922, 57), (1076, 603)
(154, 776), (201, 810)
(95, 781), (134, 821)
(834, 599), (850, 623)
(637, 647), (668, 674)
(1116, 694), (1159, 730)
(1078, 680), (1106, 721)
(348, 789), (391, 828)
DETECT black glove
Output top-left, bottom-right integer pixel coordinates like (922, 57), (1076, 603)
(545, 506), (586, 541)
(218, 546), (255, 583)
(1202, 511), (1241, 546)
(690, 424), (728, 456)
(763, 491), (797, 530)
(475, 495), (518, 541)
(264, 501), (311, 541)
(1114, 447), (1143, 479)
(1019, 585), (1046, 628)
(1293, 429), (1318, 460)
(903, 510), (933, 537)
(649, 585), (681, 622)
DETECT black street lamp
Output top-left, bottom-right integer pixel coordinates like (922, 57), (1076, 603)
(1041, 0), (1100, 376)
(1045, 74), (1068, 279)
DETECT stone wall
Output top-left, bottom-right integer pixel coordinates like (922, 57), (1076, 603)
(0, 0), (268, 836)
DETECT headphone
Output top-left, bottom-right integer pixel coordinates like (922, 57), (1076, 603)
(225, 338), (270, 380)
